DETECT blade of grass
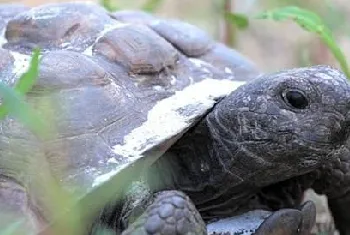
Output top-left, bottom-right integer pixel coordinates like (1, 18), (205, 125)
(0, 47), (49, 138)
(255, 6), (350, 79)
(0, 82), (47, 137)
(14, 48), (40, 95)
(225, 12), (249, 30)
(0, 47), (40, 120)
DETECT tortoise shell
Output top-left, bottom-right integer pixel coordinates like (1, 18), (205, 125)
(0, 2), (259, 231)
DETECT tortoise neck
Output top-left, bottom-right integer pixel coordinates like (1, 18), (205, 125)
(146, 110), (256, 206)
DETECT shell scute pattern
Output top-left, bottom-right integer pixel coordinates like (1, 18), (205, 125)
(0, 4), (29, 31)
(149, 19), (214, 57)
(36, 51), (111, 91)
(3, 2), (115, 53)
(93, 24), (179, 74)
(0, 2), (259, 225)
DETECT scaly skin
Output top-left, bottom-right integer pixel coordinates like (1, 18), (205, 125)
(312, 144), (350, 235)
(94, 65), (350, 235)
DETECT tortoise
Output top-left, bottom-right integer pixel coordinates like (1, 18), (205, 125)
(0, 2), (349, 235)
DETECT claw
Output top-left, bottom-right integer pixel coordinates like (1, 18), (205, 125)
(254, 209), (302, 235)
(298, 201), (316, 235)
(207, 203), (317, 235)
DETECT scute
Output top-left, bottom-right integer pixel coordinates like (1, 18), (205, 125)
(44, 133), (124, 189)
(93, 24), (179, 74)
(200, 43), (260, 81)
(41, 83), (127, 139)
(36, 51), (111, 90)
(3, 2), (114, 53)
(149, 19), (214, 57)
(0, 4), (29, 31)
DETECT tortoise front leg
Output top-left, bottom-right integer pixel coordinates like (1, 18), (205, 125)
(121, 189), (314, 235)
(119, 186), (317, 235)
(92, 181), (317, 235)
(121, 190), (206, 235)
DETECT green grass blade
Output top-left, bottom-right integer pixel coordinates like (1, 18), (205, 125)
(141, 0), (164, 12)
(0, 82), (47, 137)
(14, 48), (40, 95)
(0, 47), (41, 120)
(0, 47), (47, 137)
(255, 6), (350, 79)
(256, 6), (323, 24)
(225, 12), (249, 30)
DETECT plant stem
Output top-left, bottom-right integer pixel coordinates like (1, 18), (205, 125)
(221, 0), (236, 47)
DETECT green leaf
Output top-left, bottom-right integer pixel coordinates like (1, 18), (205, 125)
(141, 0), (164, 13)
(256, 6), (350, 79)
(256, 6), (322, 24)
(14, 47), (40, 95)
(225, 12), (249, 30)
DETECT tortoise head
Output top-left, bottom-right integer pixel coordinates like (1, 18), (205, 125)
(208, 65), (350, 184)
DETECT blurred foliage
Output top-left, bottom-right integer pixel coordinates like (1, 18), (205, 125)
(224, 2), (350, 78)
(100, 0), (164, 12)
(256, 6), (350, 78)
(99, 0), (118, 12)
(141, 0), (164, 12)
(224, 12), (249, 30)
(265, 0), (347, 31)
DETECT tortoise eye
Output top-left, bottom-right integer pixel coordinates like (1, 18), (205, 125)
(282, 89), (309, 109)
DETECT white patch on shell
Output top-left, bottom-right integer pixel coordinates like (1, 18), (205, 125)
(10, 52), (32, 79)
(107, 157), (118, 164)
(189, 58), (212, 68)
(202, 67), (211, 74)
(83, 22), (130, 56)
(92, 167), (123, 187)
(207, 210), (271, 235)
(152, 85), (163, 91)
(92, 78), (245, 187)
(170, 75), (177, 85)
(225, 67), (233, 74)
(26, 5), (62, 20)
